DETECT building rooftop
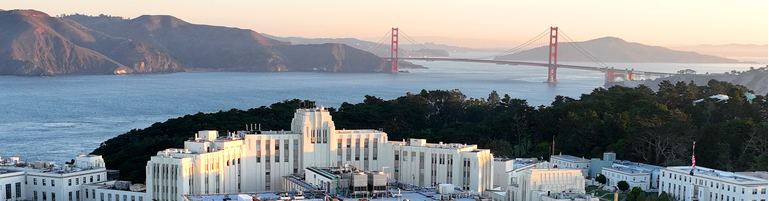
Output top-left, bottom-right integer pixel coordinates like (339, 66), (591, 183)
(337, 129), (384, 134)
(552, 154), (590, 162)
(667, 166), (768, 183)
(0, 156), (105, 175)
(0, 169), (23, 175)
(605, 160), (663, 174)
(513, 158), (542, 170)
(604, 166), (651, 176)
(736, 171), (769, 179)
(84, 181), (146, 192)
(282, 175), (315, 190)
(533, 189), (591, 200)
(307, 166), (340, 180)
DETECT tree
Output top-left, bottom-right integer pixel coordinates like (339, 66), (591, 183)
(595, 174), (607, 185)
(628, 187), (645, 201)
(487, 139), (514, 158)
(617, 181), (630, 191)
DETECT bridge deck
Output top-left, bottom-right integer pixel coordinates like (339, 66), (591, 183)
(387, 57), (675, 76)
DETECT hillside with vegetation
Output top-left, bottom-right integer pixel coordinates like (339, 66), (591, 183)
(0, 10), (398, 76)
(92, 80), (767, 183)
(495, 37), (744, 63)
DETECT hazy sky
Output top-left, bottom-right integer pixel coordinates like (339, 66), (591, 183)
(5, 0), (768, 48)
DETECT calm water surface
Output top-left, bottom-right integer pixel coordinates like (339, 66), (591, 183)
(0, 58), (761, 163)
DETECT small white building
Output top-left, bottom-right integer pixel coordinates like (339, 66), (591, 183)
(601, 160), (662, 191)
(505, 161), (595, 201)
(660, 166), (767, 201)
(0, 155), (113, 201)
(550, 154), (590, 178)
(83, 181), (147, 201)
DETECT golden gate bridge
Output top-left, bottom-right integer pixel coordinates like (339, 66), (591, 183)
(369, 27), (676, 86)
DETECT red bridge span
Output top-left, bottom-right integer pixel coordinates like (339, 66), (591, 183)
(377, 27), (676, 86)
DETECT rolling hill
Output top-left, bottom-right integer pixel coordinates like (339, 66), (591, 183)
(0, 9), (393, 76)
(494, 37), (742, 63)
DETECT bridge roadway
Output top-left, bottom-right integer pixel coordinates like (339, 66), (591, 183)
(389, 57), (675, 76)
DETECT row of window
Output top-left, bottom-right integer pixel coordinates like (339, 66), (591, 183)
(98, 192), (143, 201)
(30, 175), (101, 187)
(337, 138), (379, 148)
(32, 191), (55, 201)
(254, 140), (300, 150)
(663, 171), (767, 195)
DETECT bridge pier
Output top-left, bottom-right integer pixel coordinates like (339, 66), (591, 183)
(546, 66), (558, 83)
(391, 27), (399, 73)
(545, 27), (559, 83)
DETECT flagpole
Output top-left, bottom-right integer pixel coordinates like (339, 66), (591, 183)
(690, 141), (696, 176)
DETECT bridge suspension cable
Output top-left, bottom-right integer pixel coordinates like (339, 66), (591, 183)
(558, 28), (609, 68)
(366, 30), (394, 53)
(470, 28), (551, 60)
(397, 29), (452, 58)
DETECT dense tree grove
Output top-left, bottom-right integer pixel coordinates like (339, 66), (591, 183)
(92, 80), (767, 183)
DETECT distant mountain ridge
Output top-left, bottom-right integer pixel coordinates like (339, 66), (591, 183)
(667, 44), (768, 58)
(264, 34), (455, 57)
(494, 37), (743, 63)
(0, 10), (392, 76)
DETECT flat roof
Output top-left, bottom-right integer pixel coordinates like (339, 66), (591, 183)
(0, 169), (23, 175)
(604, 166), (652, 175)
(306, 167), (339, 179)
(336, 129), (384, 134)
(667, 166), (768, 183)
(606, 160), (663, 174)
(552, 155), (590, 162)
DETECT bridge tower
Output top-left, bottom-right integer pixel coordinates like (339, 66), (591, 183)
(546, 27), (559, 83)
(391, 27), (399, 73)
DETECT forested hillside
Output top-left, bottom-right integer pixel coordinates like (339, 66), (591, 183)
(92, 80), (767, 183)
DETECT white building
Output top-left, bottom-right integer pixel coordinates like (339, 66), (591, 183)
(601, 160), (662, 191)
(505, 161), (596, 201)
(83, 181), (147, 201)
(550, 154), (590, 178)
(145, 108), (495, 201)
(660, 166), (767, 201)
(0, 155), (142, 201)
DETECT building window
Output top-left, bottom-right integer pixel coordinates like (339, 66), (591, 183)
(4, 184), (10, 199)
(34, 191), (38, 201)
(97, 175), (101, 181)
(69, 192), (73, 201)
(76, 178), (79, 185)
(52, 193), (56, 201)
(42, 192), (46, 201)
(15, 182), (21, 198)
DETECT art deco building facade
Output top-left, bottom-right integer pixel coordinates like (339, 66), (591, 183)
(145, 108), (495, 201)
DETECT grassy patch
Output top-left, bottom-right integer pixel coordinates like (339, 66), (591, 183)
(586, 186), (599, 192)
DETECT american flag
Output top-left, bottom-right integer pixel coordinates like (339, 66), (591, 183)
(690, 141), (696, 175)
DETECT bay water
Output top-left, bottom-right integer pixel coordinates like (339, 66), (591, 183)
(0, 58), (762, 163)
